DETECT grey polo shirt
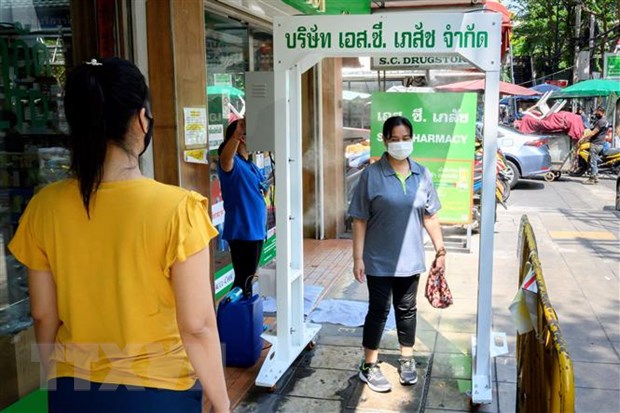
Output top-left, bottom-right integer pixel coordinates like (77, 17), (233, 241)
(348, 153), (441, 277)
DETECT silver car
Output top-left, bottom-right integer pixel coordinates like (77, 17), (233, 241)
(476, 124), (553, 188)
(496, 125), (553, 189)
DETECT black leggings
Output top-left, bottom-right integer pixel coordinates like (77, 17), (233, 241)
(228, 239), (264, 296)
(363, 274), (420, 350)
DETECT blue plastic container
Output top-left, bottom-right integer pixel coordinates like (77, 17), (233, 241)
(216, 294), (263, 367)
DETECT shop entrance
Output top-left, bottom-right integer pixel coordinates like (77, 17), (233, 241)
(261, 10), (503, 405)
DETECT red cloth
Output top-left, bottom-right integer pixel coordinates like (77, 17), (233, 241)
(517, 113), (585, 140)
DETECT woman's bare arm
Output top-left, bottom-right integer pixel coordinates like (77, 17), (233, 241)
(171, 248), (230, 413)
(28, 269), (61, 376)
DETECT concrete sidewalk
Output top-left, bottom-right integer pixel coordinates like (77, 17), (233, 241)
(234, 177), (619, 412)
(236, 234), (512, 412)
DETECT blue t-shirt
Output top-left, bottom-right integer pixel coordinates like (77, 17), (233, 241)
(348, 153), (441, 277)
(217, 154), (267, 241)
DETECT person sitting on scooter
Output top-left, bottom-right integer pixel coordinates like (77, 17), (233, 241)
(581, 106), (609, 185)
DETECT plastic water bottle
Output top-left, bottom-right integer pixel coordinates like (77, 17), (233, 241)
(226, 287), (243, 303)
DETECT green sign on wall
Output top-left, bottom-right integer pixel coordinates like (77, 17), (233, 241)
(370, 92), (477, 224)
(259, 229), (277, 267)
(604, 53), (620, 80)
(214, 263), (235, 300)
(283, 0), (370, 15)
(214, 230), (276, 300)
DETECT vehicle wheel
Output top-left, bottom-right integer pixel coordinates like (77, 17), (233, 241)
(505, 160), (520, 189)
(554, 171), (562, 180)
(569, 158), (587, 177)
(544, 171), (556, 182)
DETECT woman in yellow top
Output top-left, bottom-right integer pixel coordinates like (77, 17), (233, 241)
(8, 58), (229, 413)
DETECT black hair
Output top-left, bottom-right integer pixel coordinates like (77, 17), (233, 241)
(382, 116), (413, 141)
(595, 106), (606, 113)
(217, 119), (240, 156)
(64, 57), (150, 215)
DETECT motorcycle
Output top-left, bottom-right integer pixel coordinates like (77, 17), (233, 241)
(570, 140), (620, 177)
(471, 139), (511, 231)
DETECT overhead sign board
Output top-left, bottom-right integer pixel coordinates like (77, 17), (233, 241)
(604, 53), (620, 80)
(371, 54), (474, 70)
(273, 13), (502, 72)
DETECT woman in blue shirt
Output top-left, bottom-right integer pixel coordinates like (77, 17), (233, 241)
(217, 119), (267, 297)
(348, 116), (446, 393)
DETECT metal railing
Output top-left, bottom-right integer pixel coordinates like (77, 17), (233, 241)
(516, 215), (575, 413)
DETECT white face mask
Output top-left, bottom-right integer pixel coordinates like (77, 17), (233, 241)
(387, 141), (413, 160)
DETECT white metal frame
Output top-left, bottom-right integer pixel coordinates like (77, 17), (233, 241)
(260, 12), (502, 404)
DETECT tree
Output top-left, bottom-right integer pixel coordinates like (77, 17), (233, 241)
(510, 0), (619, 83)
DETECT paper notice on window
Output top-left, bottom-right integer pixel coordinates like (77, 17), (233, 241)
(183, 149), (208, 164)
(211, 200), (225, 226)
(208, 124), (224, 151)
(184, 107), (207, 146)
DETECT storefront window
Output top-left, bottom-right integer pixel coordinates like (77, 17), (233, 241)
(205, 12), (248, 293)
(205, 11), (276, 298)
(0, 0), (72, 335)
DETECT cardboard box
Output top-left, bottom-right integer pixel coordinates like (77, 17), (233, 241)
(0, 326), (41, 410)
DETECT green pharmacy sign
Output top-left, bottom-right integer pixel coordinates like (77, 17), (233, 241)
(283, 0), (370, 15)
(370, 92), (477, 224)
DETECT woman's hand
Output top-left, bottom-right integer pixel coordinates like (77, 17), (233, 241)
(202, 393), (230, 413)
(233, 131), (245, 146)
(353, 258), (366, 283)
(430, 255), (446, 277)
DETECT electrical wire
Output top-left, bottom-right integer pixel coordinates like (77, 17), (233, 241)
(516, 66), (575, 86)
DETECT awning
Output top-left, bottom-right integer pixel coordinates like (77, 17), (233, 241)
(342, 90), (371, 100)
(499, 84), (562, 104)
(207, 85), (245, 97)
(437, 79), (541, 96)
(551, 79), (620, 98)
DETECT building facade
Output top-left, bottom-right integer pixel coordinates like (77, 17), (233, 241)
(0, 1), (346, 407)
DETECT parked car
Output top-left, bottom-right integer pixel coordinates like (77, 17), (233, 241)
(478, 124), (553, 189)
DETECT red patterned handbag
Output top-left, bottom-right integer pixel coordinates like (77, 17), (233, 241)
(425, 269), (453, 309)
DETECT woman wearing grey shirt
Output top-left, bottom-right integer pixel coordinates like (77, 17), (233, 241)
(348, 116), (446, 393)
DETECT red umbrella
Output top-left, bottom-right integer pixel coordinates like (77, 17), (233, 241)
(486, 0), (513, 58)
(436, 79), (542, 96)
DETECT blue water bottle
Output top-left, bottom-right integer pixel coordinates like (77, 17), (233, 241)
(225, 287), (243, 303)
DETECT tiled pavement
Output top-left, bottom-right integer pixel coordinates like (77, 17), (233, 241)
(228, 177), (620, 412)
(232, 235), (512, 412)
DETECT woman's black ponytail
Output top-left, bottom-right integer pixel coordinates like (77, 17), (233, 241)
(64, 57), (149, 216)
